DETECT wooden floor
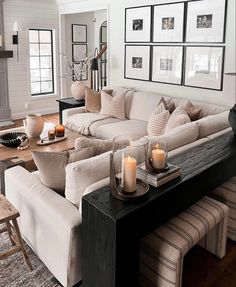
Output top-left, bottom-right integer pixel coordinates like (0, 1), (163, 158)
(1, 113), (236, 287)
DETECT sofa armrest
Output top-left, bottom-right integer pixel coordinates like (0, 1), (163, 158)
(62, 106), (86, 125)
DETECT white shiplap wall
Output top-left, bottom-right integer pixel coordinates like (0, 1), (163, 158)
(3, 0), (60, 119)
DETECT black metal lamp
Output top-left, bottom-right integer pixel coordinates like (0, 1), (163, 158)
(90, 48), (99, 91)
(12, 22), (19, 62)
(90, 58), (98, 71)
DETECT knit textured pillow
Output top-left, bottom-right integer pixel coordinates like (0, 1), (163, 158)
(100, 91), (125, 120)
(147, 102), (170, 136)
(164, 107), (191, 133)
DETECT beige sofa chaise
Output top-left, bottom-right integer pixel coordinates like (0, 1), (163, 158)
(5, 88), (232, 287)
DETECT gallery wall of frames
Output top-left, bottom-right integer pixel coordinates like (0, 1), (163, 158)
(124, 0), (227, 91)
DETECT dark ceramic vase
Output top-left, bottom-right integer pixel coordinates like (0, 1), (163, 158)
(228, 104), (236, 136)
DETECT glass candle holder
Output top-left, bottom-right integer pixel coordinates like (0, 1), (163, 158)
(55, 125), (65, 137)
(110, 135), (149, 200)
(147, 138), (168, 172)
(48, 129), (56, 140)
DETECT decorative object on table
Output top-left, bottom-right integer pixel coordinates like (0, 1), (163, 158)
(125, 45), (150, 81)
(184, 46), (224, 90)
(151, 45), (183, 85)
(72, 24), (87, 43)
(110, 135), (149, 201)
(153, 2), (185, 43)
(186, 0), (227, 43)
(23, 113), (44, 138)
(228, 104), (236, 136)
(125, 5), (152, 43)
(37, 136), (67, 146)
(137, 163), (181, 188)
(55, 125), (65, 137)
(0, 132), (28, 148)
(146, 138), (168, 172)
(48, 129), (56, 140)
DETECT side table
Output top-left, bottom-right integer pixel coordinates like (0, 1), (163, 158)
(56, 98), (85, 124)
(0, 194), (33, 271)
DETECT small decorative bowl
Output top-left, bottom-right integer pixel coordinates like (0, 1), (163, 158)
(0, 132), (28, 148)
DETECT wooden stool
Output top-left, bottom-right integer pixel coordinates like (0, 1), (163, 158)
(139, 196), (229, 287)
(0, 194), (33, 271)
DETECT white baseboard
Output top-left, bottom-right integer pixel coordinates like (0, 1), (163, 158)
(11, 107), (59, 120)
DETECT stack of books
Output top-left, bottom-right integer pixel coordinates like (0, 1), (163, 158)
(137, 163), (182, 188)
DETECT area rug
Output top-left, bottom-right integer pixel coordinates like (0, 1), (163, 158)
(0, 231), (61, 287)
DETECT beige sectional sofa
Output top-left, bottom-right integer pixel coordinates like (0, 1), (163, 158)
(5, 87), (232, 287)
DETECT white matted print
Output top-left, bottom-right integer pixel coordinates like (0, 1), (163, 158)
(72, 44), (87, 62)
(186, 0), (226, 43)
(153, 3), (185, 43)
(152, 46), (183, 85)
(125, 6), (151, 42)
(125, 45), (150, 81)
(72, 24), (87, 43)
(184, 46), (224, 90)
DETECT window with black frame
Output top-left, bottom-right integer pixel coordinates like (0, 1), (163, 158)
(29, 29), (54, 96)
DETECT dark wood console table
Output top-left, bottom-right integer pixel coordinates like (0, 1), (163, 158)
(82, 131), (236, 287)
(56, 98), (85, 124)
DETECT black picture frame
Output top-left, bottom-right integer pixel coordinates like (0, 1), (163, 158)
(72, 43), (87, 62)
(72, 24), (87, 43)
(185, 0), (227, 43)
(124, 45), (151, 82)
(125, 5), (152, 43)
(153, 2), (185, 43)
(183, 46), (225, 91)
(100, 26), (107, 44)
(151, 45), (184, 86)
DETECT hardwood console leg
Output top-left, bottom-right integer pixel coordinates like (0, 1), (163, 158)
(12, 219), (33, 271)
(6, 221), (16, 246)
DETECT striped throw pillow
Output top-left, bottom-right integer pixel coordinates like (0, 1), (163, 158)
(100, 91), (125, 120)
(147, 103), (170, 136)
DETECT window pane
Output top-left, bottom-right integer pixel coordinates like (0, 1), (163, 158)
(41, 69), (52, 81)
(30, 57), (40, 69)
(39, 31), (51, 43)
(29, 30), (39, 43)
(29, 44), (40, 56)
(40, 56), (52, 68)
(41, 81), (52, 93)
(30, 69), (40, 82)
(40, 44), (51, 56)
(31, 83), (41, 94)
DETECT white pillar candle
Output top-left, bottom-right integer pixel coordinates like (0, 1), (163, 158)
(123, 156), (137, 193)
(152, 148), (166, 170)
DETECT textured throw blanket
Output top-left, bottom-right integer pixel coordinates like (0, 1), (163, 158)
(65, 113), (110, 135)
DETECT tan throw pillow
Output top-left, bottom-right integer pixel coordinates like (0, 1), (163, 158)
(100, 91), (125, 120)
(32, 147), (95, 195)
(179, 100), (201, 121)
(147, 102), (170, 136)
(85, 88), (101, 113)
(164, 107), (191, 133)
(159, 97), (176, 113)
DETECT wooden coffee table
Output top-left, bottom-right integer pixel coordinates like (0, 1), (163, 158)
(0, 125), (82, 193)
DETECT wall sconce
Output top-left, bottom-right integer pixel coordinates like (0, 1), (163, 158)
(12, 21), (19, 62)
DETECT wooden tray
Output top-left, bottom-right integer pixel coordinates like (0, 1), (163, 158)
(36, 136), (67, 146)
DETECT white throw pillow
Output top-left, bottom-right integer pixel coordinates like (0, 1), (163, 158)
(147, 102), (170, 136)
(100, 91), (125, 120)
(32, 147), (95, 195)
(164, 107), (191, 133)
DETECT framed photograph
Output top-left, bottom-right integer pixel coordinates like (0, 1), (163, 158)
(72, 24), (87, 43)
(152, 46), (183, 85)
(72, 63), (88, 81)
(72, 44), (87, 62)
(186, 0), (227, 43)
(184, 46), (224, 90)
(124, 45), (150, 81)
(153, 2), (185, 43)
(125, 6), (152, 43)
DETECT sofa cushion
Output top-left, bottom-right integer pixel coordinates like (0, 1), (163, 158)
(146, 122), (199, 152)
(164, 107), (191, 133)
(100, 91), (125, 120)
(85, 88), (101, 113)
(75, 138), (113, 155)
(94, 119), (148, 139)
(147, 103), (170, 136)
(196, 111), (230, 139)
(32, 148), (95, 195)
(89, 118), (122, 137)
(128, 92), (164, 121)
(179, 100), (202, 121)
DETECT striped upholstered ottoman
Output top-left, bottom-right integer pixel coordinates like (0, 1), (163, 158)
(139, 196), (229, 287)
(210, 176), (236, 241)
